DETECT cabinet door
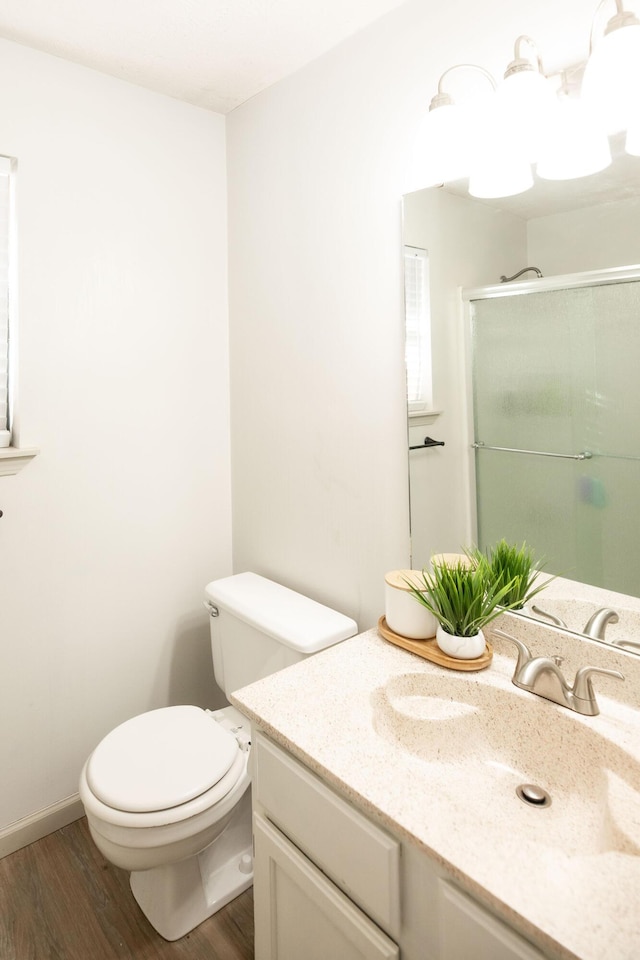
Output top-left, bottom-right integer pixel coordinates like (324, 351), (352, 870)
(254, 814), (399, 960)
(254, 733), (400, 937)
(439, 882), (547, 960)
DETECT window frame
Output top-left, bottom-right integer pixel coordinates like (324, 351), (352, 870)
(403, 244), (433, 416)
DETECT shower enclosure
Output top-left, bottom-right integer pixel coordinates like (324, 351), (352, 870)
(464, 266), (640, 597)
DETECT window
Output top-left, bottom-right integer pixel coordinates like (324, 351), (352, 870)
(403, 245), (433, 415)
(0, 156), (14, 448)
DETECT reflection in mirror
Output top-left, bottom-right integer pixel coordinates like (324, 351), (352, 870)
(467, 268), (640, 595)
(403, 142), (640, 653)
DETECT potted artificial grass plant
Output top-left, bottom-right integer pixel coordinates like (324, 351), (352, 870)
(473, 539), (552, 611)
(406, 555), (519, 660)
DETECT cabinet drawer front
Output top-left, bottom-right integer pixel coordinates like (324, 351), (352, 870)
(254, 734), (400, 937)
(254, 814), (399, 960)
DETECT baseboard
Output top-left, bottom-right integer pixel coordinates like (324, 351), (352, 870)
(0, 794), (84, 860)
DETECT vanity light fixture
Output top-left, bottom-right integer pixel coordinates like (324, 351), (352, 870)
(418, 64), (496, 188)
(497, 36), (555, 164)
(582, 0), (640, 136)
(536, 74), (612, 180)
(467, 129), (534, 199)
(625, 120), (640, 155)
(415, 0), (639, 199)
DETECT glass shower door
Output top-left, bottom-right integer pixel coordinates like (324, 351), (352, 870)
(470, 277), (640, 596)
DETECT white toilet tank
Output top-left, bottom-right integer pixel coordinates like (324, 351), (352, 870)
(204, 572), (358, 696)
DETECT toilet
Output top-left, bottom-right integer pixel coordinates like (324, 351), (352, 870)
(79, 572), (357, 941)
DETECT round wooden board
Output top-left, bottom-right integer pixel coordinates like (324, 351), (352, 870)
(377, 616), (493, 671)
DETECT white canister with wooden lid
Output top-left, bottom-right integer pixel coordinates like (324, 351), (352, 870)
(384, 570), (437, 639)
(431, 552), (473, 569)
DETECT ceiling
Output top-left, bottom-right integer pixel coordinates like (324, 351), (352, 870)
(7, 1), (638, 216)
(0, 0), (410, 113)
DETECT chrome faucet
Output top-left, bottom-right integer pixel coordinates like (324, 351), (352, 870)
(495, 630), (624, 716)
(530, 604), (568, 629)
(582, 607), (619, 640)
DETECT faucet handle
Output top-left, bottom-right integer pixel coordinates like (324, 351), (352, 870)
(494, 630), (533, 674)
(572, 666), (625, 702)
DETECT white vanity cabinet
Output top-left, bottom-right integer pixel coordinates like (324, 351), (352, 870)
(252, 732), (549, 960)
(253, 732), (400, 960)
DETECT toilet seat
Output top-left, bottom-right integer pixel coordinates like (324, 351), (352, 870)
(86, 706), (240, 815)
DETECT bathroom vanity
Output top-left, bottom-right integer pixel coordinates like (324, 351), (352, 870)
(251, 731), (546, 960)
(231, 622), (640, 960)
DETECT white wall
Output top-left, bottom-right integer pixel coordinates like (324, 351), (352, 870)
(226, 25), (411, 628)
(0, 39), (231, 838)
(528, 197), (640, 274)
(226, 0), (593, 628)
(0, 0), (611, 844)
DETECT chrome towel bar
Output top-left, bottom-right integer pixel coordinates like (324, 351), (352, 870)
(473, 441), (592, 461)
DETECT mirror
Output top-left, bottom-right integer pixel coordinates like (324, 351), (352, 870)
(403, 137), (640, 652)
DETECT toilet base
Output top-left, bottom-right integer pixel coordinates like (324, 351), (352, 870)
(129, 787), (253, 941)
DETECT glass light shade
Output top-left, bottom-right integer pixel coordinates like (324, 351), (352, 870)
(468, 153), (533, 199)
(468, 98), (533, 199)
(403, 112), (439, 194)
(419, 99), (475, 186)
(536, 95), (611, 181)
(582, 20), (640, 134)
(404, 95), (476, 193)
(626, 120), (640, 156)
(497, 68), (556, 163)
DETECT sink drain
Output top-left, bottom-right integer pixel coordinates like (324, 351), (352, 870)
(516, 783), (551, 808)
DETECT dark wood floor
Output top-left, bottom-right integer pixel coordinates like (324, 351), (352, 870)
(0, 817), (254, 960)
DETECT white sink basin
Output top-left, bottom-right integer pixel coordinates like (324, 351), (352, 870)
(371, 671), (640, 857)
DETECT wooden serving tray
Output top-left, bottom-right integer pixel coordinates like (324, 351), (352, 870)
(377, 616), (493, 672)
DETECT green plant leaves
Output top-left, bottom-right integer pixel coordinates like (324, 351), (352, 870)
(404, 540), (552, 637)
(471, 539), (554, 610)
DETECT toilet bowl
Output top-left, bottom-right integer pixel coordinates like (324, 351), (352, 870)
(79, 572), (357, 941)
(79, 704), (253, 940)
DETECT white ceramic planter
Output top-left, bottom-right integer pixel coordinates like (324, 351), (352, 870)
(435, 624), (485, 660)
(384, 570), (437, 639)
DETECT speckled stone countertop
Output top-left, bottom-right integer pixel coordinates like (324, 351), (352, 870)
(231, 617), (640, 960)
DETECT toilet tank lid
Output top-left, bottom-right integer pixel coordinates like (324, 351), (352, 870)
(204, 572), (358, 653)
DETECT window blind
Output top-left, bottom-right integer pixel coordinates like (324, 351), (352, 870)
(0, 157), (12, 444)
(403, 245), (432, 414)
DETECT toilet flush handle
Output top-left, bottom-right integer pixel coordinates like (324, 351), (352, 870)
(203, 600), (219, 617)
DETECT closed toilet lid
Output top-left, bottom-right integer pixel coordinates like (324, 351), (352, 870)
(86, 706), (239, 813)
